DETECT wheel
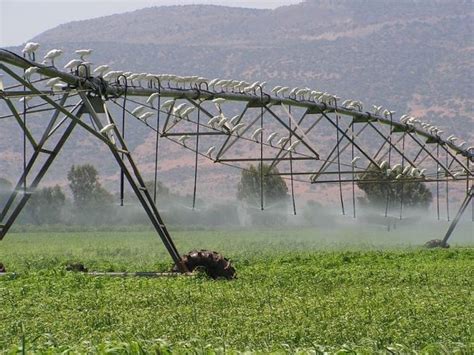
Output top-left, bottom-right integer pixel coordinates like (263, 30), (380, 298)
(174, 250), (236, 280)
(65, 262), (88, 272)
(0, 263), (5, 272)
(424, 239), (450, 248)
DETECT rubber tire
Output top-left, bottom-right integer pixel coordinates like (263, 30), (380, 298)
(174, 250), (236, 280)
(424, 239), (450, 248)
(66, 262), (88, 272)
(0, 263), (5, 273)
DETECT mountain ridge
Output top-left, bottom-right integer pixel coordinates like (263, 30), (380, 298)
(1, 0), (472, 203)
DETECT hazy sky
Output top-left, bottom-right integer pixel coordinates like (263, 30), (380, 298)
(0, 0), (304, 47)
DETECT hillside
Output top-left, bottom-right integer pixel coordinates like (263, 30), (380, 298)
(1, 0), (473, 204)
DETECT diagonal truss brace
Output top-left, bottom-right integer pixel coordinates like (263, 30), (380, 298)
(0, 67), (187, 272)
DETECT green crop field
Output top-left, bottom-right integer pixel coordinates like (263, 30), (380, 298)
(0, 226), (473, 353)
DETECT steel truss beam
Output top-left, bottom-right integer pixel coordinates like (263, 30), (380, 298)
(0, 48), (472, 249)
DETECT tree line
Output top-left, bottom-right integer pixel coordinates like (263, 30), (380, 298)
(0, 162), (433, 227)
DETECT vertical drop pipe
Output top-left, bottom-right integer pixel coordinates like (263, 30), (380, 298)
(335, 112), (345, 215)
(351, 121), (356, 218)
(468, 158), (473, 222)
(22, 62), (27, 192)
(288, 105), (297, 215)
(192, 102), (200, 209)
(399, 135), (406, 219)
(436, 144), (440, 220)
(120, 89), (127, 206)
(446, 151), (450, 221)
(153, 94), (161, 204)
(384, 114), (393, 218)
(259, 95), (264, 211)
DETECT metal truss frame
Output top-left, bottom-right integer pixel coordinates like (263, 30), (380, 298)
(0, 48), (473, 268)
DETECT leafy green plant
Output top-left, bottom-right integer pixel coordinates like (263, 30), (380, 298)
(0, 230), (472, 353)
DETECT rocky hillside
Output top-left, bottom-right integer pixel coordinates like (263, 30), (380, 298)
(1, 0), (472, 203)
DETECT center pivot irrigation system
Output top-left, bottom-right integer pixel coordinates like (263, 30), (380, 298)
(0, 47), (472, 278)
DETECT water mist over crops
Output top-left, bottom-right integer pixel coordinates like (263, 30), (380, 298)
(110, 196), (473, 249)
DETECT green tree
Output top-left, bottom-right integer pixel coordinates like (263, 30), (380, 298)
(357, 163), (432, 209)
(237, 163), (289, 206)
(67, 165), (113, 224)
(68, 164), (113, 208)
(26, 185), (66, 224)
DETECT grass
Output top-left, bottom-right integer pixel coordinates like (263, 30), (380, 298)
(0, 225), (473, 353)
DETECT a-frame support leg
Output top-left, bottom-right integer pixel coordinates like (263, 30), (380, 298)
(79, 94), (188, 272)
(0, 66), (187, 272)
(441, 186), (473, 247)
(0, 112), (79, 239)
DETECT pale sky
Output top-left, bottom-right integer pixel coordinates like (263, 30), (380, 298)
(0, 0), (304, 47)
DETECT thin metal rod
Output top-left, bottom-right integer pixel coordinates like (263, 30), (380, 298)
(269, 113), (321, 171)
(164, 131), (226, 137)
(260, 99), (264, 211)
(1, 98), (38, 148)
(384, 114), (394, 218)
(22, 65), (27, 191)
(220, 157), (316, 163)
(318, 110), (380, 169)
(406, 131), (457, 178)
(153, 93), (161, 204)
(215, 105), (271, 162)
(271, 170), (382, 176)
(446, 151), (450, 221)
(399, 135), (406, 220)
(351, 122), (356, 218)
(120, 89), (127, 206)
(264, 105), (320, 159)
(192, 101), (200, 209)
(311, 121), (363, 181)
(87, 271), (193, 277)
(308, 177), (458, 184)
(436, 144), (440, 220)
(288, 105), (296, 215)
(368, 121), (416, 168)
(215, 104), (249, 160)
(335, 113), (345, 215)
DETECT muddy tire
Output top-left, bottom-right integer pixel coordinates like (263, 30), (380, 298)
(0, 263), (5, 273)
(424, 239), (450, 248)
(66, 262), (88, 272)
(174, 250), (236, 280)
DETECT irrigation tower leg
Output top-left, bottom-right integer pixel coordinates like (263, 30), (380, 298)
(79, 94), (188, 273)
(440, 186), (473, 247)
(0, 107), (79, 239)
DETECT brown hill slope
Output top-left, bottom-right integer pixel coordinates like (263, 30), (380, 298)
(1, 0), (472, 202)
